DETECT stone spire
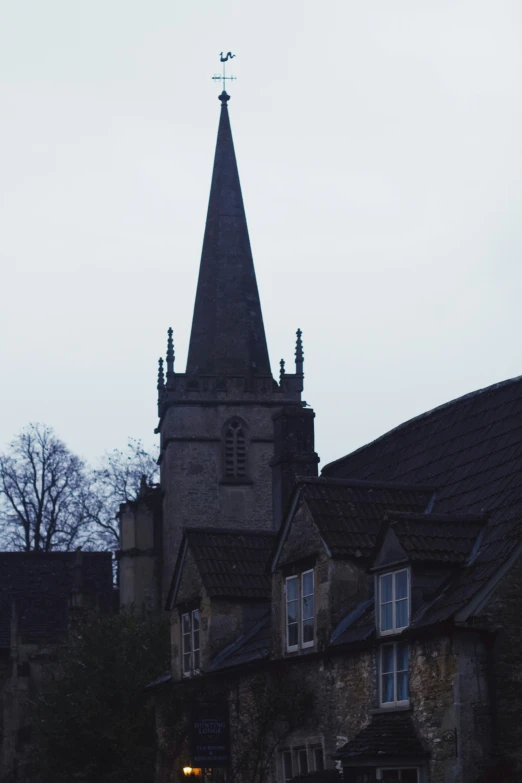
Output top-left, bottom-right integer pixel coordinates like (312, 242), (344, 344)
(166, 327), (175, 381)
(186, 91), (272, 378)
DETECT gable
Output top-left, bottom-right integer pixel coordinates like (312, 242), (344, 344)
(278, 501), (327, 568)
(373, 526), (408, 569)
(175, 547), (203, 607)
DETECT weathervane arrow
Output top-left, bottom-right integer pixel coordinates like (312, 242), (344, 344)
(212, 52), (237, 92)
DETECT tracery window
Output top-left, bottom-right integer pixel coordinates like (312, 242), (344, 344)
(224, 418), (247, 479)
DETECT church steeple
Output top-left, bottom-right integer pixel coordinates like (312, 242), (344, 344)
(186, 91), (272, 378)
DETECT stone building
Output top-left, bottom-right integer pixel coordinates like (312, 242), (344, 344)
(0, 551), (113, 781)
(121, 88), (522, 782)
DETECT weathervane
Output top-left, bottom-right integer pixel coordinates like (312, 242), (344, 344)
(212, 52), (237, 92)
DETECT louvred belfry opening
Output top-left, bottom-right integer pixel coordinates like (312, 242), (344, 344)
(225, 419), (247, 479)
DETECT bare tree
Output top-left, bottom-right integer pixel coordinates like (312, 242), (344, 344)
(85, 438), (159, 550)
(0, 423), (88, 551)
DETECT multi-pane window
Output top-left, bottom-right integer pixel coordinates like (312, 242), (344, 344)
(282, 751), (293, 783)
(312, 746), (324, 771)
(182, 609), (200, 676)
(280, 746), (324, 782)
(224, 419), (247, 479)
(377, 769), (418, 781)
(297, 748), (308, 775)
(380, 643), (409, 706)
(379, 569), (409, 634)
(285, 569), (315, 651)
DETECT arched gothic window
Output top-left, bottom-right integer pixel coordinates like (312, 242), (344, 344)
(224, 419), (248, 480)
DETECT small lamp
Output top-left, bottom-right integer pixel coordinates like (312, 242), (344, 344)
(183, 768), (193, 777)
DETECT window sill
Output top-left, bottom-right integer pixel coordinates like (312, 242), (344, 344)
(371, 703), (411, 715)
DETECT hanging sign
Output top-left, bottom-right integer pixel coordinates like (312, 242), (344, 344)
(190, 704), (230, 768)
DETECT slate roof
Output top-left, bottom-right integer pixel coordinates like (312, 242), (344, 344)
(334, 712), (428, 760)
(383, 512), (486, 564)
(0, 551), (113, 649)
(185, 92), (272, 379)
(323, 376), (522, 625)
(330, 599), (374, 647)
(298, 478), (434, 561)
(176, 528), (276, 601)
(210, 613), (271, 671)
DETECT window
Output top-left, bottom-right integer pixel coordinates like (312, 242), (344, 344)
(182, 609), (200, 676)
(285, 569), (315, 651)
(297, 748), (308, 775)
(224, 419), (247, 479)
(379, 569), (409, 634)
(377, 769), (418, 781)
(282, 751), (293, 783)
(380, 642), (409, 706)
(312, 746), (324, 771)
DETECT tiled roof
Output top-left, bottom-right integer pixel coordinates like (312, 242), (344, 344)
(323, 376), (522, 624)
(0, 552), (113, 649)
(185, 528), (276, 600)
(334, 712), (428, 760)
(210, 613), (271, 671)
(299, 478), (434, 561)
(385, 512), (485, 564)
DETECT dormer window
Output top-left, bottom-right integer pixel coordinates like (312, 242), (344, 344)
(181, 609), (200, 676)
(379, 569), (409, 635)
(285, 569), (314, 651)
(224, 418), (248, 480)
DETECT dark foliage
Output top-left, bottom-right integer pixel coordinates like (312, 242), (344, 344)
(36, 607), (170, 783)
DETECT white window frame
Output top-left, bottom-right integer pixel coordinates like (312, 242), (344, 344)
(301, 569), (315, 649)
(376, 767), (419, 781)
(284, 569), (315, 652)
(378, 568), (410, 636)
(297, 747), (308, 775)
(380, 642), (409, 708)
(181, 608), (200, 677)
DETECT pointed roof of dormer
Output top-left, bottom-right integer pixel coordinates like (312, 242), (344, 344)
(186, 91), (272, 378)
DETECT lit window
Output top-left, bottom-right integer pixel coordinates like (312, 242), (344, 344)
(379, 569), (409, 634)
(380, 642), (409, 706)
(285, 569), (315, 651)
(224, 419), (247, 479)
(282, 751), (293, 783)
(182, 609), (200, 676)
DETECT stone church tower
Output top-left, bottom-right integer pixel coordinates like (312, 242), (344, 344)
(119, 91), (319, 607)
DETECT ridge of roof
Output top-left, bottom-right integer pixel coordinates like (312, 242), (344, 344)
(297, 476), (437, 493)
(322, 374), (522, 475)
(183, 527), (276, 538)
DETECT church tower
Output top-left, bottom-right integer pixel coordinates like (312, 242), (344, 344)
(119, 89), (319, 607)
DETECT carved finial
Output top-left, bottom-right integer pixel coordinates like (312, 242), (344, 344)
(166, 327), (175, 378)
(279, 358), (286, 384)
(157, 357), (165, 391)
(295, 329), (304, 375)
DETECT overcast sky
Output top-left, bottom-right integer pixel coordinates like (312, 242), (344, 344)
(1, 0), (522, 470)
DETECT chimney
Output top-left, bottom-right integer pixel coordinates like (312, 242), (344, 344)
(271, 406), (319, 531)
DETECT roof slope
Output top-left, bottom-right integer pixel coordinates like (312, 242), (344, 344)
(186, 91), (272, 378)
(210, 613), (271, 671)
(0, 551), (113, 649)
(335, 712), (428, 760)
(299, 478), (434, 561)
(384, 512), (485, 564)
(184, 528), (276, 600)
(323, 376), (522, 623)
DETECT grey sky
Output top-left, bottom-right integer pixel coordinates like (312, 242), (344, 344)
(1, 0), (522, 470)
